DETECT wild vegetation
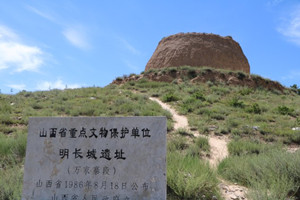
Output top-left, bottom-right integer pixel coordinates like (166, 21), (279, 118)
(219, 138), (300, 200)
(121, 67), (300, 145)
(166, 129), (221, 199)
(1, 66), (300, 199)
(0, 86), (172, 199)
(120, 66), (300, 199)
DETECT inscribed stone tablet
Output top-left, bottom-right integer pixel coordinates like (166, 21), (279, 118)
(22, 117), (167, 200)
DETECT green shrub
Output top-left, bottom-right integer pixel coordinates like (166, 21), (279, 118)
(227, 139), (280, 156)
(162, 93), (179, 102)
(291, 84), (298, 90)
(290, 84), (300, 95)
(192, 91), (205, 101)
(187, 69), (197, 79)
(168, 136), (189, 151)
(246, 103), (261, 114)
(229, 97), (244, 108)
(211, 113), (225, 120)
(175, 128), (193, 137)
(218, 150), (300, 200)
(195, 137), (210, 153)
(115, 77), (123, 81)
(167, 151), (221, 199)
(277, 105), (295, 116)
(290, 131), (300, 144)
(239, 88), (253, 96)
(0, 131), (27, 160)
(169, 68), (177, 74)
(179, 104), (194, 114)
(237, 72), (246, 80)
(0, 131), (26, 200)
(225, 118), (240, 129)
(186, 137), (210, 158)
(0, 114), (14, 125)
(31, 103), (43, 110)
(0, 102), (12, 113)
(211, 85), (230, 95)
(0, 165), (23, 200)
(186, 144), (202, 157)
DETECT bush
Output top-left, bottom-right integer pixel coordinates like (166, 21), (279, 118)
(227, 138), (280, 156)
(31, 103), (43, 110)
(167, 151), (221, 199)
(115, 77), (123, 81)
(218, 150), (300, 200)
(0, 165), (23, 200)
(168, 136), (189, 151)
(277, 105), (294, 116)
(187, 69), (197, 79)
(290, 131), (300, 144)
(195, 137), (210, 153)
(0, 130), (26, 199)
(239, 88), (253, 96)
(175, 128), (193, 137)
(0, 131), (27, 160)
(290, 84), (300, 95)
(0, 102), (12, 113)
(237, 72), (246, 80)
(225, 118), (240, 129)
(192, 91), (206, 101)
(186, 137), (210, 157)
(229, 97), (244, 108)
(162, 93), (179, 102)
(291, 84), (298, 90)
(0, 114), (14, 125)
(246, 103), (261, 114)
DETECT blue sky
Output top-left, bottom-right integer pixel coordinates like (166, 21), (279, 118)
(0, 0), (300, 94)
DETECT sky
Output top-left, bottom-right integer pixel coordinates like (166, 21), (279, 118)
(0, 0), (300, 94)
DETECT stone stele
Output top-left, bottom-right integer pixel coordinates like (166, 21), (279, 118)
(22, 117), (167, 200)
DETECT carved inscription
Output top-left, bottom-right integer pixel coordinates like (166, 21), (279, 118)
(22, 117), (166, 200)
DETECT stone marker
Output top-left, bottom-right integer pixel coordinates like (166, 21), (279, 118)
(22, 117), (167, 200)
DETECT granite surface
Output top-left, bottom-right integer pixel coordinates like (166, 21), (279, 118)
(22, 117), (167, 200)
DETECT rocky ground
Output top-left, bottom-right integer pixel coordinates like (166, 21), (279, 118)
(113, 67), (285, 92)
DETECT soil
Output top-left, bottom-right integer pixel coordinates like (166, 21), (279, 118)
(145, 33), (250, 74)
(149, 97), (190, 131)
(112, 68), (286, 93)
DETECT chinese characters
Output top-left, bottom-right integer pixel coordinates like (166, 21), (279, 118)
(40, 127), (151, 139)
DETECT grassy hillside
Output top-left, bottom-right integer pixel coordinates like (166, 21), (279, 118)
(120, 67), (300, 145)
(119, 67), (300, 199)
(0, 67), (300, 199)
(0, 86), (173, 199)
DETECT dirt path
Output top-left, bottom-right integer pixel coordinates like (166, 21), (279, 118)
(209, 135), (229, 167)
(150, 97), (189, 130)
(149, 97), (248, 200)
(150, 97), (227, 165)
(287, 146), (300, 153)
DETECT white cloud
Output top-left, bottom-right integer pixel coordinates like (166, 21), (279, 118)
(26, 6), (55, 22)
(37, 79), (81, 91)
(281, 70), (300, 81)
(27, 5), (91, 50)
(0, 25), (44, 72)
(118, 37), (141, 55)
(123, 60), (140, 72)
(268, 0), (285, 6)
(63, 27), (90, 50)
(0, 26), (18, 40)
(277, 5), (300, 46)
(7, 84), (26, 91)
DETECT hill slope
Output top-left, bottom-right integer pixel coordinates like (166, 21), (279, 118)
(0, 67), (300, 199)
